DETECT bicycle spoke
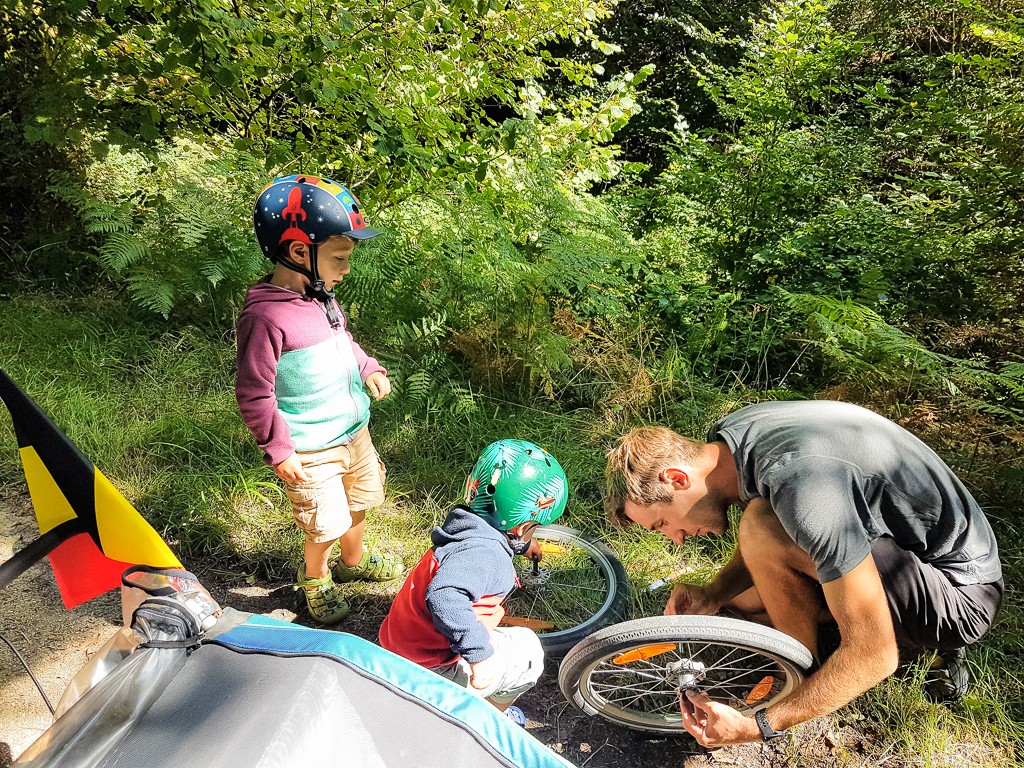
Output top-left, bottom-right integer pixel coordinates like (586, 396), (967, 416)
(505, 531), (618, 636)
(583, 648), (794, 721)
(560, 616), (812, 733)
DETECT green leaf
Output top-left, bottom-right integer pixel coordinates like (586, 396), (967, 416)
(213, 66), (238, 87)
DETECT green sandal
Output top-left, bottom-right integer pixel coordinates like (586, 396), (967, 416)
(296, 568), (350, 624)
(333, 550), (404, 583)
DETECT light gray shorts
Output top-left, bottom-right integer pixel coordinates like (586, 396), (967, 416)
(432, 626), (544, 706)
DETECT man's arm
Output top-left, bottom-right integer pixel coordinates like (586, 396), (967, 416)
(665, 549), (753, 615)
(759, 552), (900, 727)
(681, 554), (900, 746)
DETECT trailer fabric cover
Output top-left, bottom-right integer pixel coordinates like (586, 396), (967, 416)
(96, 614), (574, 768)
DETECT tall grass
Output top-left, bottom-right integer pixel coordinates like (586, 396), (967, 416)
(0, 293), (253, 562)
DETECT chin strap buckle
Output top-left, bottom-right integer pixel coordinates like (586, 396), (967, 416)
(307, 280), (343, 328)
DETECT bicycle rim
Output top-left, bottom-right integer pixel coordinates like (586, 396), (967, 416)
(559, 615), (813, 733)
(503, 524), (628, 657)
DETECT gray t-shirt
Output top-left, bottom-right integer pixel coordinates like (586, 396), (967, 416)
(709, 400), (1001, 586)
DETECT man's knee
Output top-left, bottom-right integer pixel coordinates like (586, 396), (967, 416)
(738, 500), (787, 550)
(738, 500), (814, 572)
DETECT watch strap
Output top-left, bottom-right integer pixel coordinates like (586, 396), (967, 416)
(755, 709), (787, 740)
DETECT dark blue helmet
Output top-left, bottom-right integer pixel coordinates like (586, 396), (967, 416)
(253, 174), (381, 260)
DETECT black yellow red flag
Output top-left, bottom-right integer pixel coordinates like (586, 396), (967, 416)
(0, 370), (182, 608)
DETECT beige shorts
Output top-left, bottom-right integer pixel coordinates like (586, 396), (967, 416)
(284, 426), (386, 543)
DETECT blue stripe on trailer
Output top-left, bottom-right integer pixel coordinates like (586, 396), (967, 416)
(214, 614), (576, 768)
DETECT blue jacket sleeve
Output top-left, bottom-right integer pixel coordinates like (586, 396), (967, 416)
(424, 540), (516, 663)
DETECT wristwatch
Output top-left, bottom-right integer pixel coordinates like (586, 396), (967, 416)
(755, 709), (788, 741)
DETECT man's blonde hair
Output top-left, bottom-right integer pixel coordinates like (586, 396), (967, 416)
(604, 427), (705, 527)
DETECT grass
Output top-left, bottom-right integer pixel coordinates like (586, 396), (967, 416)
(0, 292), (1021, 766)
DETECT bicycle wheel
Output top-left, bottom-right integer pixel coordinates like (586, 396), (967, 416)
(502, 524), (629, 657)
(559, 615), (813, 733)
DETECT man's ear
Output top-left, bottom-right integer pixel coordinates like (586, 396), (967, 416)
(660, 467), (691, 490)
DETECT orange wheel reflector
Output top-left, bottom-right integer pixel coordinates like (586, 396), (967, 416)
(539, 542), (567, 555)
(613, 643), (677, 664)
(745, 676), (775, 704)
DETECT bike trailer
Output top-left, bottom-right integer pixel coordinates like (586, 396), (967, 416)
(0, 369), (577, 768)
(16, 593), (577, 768)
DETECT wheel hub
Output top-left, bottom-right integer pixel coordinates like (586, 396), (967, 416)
(669, 658), (706, 690)
(517, 565), (552, 588)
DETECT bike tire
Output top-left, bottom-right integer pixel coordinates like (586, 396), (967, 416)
(558, 615), (813, 733)
(504, 524), (629, 657)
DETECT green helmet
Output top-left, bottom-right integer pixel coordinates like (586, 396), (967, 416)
(465, 440), (568, 530)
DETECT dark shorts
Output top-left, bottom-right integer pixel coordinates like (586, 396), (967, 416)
(870, 536), (1003, 651)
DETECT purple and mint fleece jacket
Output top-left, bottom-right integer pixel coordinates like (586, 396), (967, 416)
(235, 280), (385, 466)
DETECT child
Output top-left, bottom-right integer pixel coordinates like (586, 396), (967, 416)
(237, 174), (403, 624)
(379, 439), (568, 723)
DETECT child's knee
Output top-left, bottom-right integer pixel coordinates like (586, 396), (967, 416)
(490, 627), (545, 697)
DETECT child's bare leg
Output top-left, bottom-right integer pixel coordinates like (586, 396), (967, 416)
(304, 537), (338, 579)
(338, 510), (366, 567)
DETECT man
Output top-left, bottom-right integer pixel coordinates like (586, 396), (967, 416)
(604, 400), (1002, 747)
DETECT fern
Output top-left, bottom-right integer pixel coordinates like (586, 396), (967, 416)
(47, 138), (266, 321)
(783, 291), (1023, 417)
(448, 384), (479, 417)
(171, 216), (214, 249)
(392, 313), (448, 345)
(400, 370), (429, 405)
(99, 232), (150, 272)
(199, 258), (226, 286)
(83, 204), (134, 234)
(126, 274), (176, 317)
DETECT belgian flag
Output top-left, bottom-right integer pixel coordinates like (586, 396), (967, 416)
(0, 370), (182, 608)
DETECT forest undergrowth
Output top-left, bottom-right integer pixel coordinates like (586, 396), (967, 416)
(0, 294), (1020, 767)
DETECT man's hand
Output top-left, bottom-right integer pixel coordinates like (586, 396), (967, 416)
(365, 371), (392, 400)
(665, 583), (721, 616)
(274, 453), (310, 483)
(469, 654), (500, 692)
(679, 689), (760, 747)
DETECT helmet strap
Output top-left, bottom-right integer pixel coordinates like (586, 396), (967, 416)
(308, 280), (343, 329)
(276, 243), (342, 329)
(504, 531), (533, 557)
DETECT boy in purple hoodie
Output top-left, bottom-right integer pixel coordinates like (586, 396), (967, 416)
(237, 174), (403, 624)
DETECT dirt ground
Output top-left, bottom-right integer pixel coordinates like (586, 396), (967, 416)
(0, 494), (120, 764)
(0, 490), (941, 768)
